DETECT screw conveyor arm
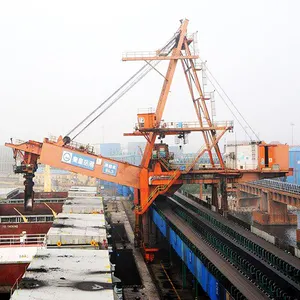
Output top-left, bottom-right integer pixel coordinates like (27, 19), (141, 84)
(5, 136), (143, 210)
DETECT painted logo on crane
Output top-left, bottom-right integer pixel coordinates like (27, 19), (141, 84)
(102, 161), (118, 177)
(61, 151), (96, 171)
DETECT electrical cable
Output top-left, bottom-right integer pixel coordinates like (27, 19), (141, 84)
(205, 73), (253, 140)
(71, 61), (160, 140)
(66, 65), (149, 137)
(66, 29), (181, 140)
(205, 65), (259, 140)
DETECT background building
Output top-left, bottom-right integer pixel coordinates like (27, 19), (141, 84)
(0, 146), (14, 175)
(127, 142), (146, 155)
(100, 143), (121, 156)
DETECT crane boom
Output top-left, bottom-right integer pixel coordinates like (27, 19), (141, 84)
(39, 140), (141, 188)
(6, 137), (142, 188)
(5, 136), (143, 210)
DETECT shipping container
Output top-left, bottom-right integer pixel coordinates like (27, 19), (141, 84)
(287, 147), (300, 185)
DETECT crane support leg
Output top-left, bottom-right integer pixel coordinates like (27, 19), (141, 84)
(212, 184), (218, 208)
(221, 178), (228, 212)
(134, 212), (142, 248)
(142, 212), (150, 246)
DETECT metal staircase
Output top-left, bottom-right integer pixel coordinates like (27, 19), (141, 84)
(159, 157), (171, 170)
(136, 170), (181, 214)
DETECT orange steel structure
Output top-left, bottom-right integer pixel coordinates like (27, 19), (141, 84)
(5, 19), (290, 252)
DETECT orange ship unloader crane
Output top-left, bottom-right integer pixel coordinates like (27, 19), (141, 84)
(5, 19), (290, 260)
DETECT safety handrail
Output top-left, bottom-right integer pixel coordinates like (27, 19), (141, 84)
(3, 198), (66, 204)
(10, 273), (23, 296)
(122, 51), (169, 58)
(0, 215), (53, 224)
(135, 120), (233, 130)
(0, 233), (47, 246)
(159, 157), (171, 170)
(138, 170), (181, 213)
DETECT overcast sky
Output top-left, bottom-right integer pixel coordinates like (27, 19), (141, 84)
(0, 0), (298, 153)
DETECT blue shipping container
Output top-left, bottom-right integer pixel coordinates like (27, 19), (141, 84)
(287, 147), (300, 185)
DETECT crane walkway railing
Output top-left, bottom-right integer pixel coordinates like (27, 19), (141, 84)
(122, 51), (170, 59)
(135, 120), (233, 130)
(48, 135), (95, 153)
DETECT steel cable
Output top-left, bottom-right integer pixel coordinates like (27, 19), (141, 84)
(67, 28), (181, 140)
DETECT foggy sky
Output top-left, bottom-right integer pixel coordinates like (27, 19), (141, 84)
(0, 0), (298, 153)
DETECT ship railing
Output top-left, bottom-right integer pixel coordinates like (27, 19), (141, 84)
(0, 233), (47, 247)
(4, 198), (66, 204)
(0, 215), (53, 224)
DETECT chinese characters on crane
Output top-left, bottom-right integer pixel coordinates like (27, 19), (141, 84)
(61, 151), (96, 171)
(102, 161), (118, 176)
